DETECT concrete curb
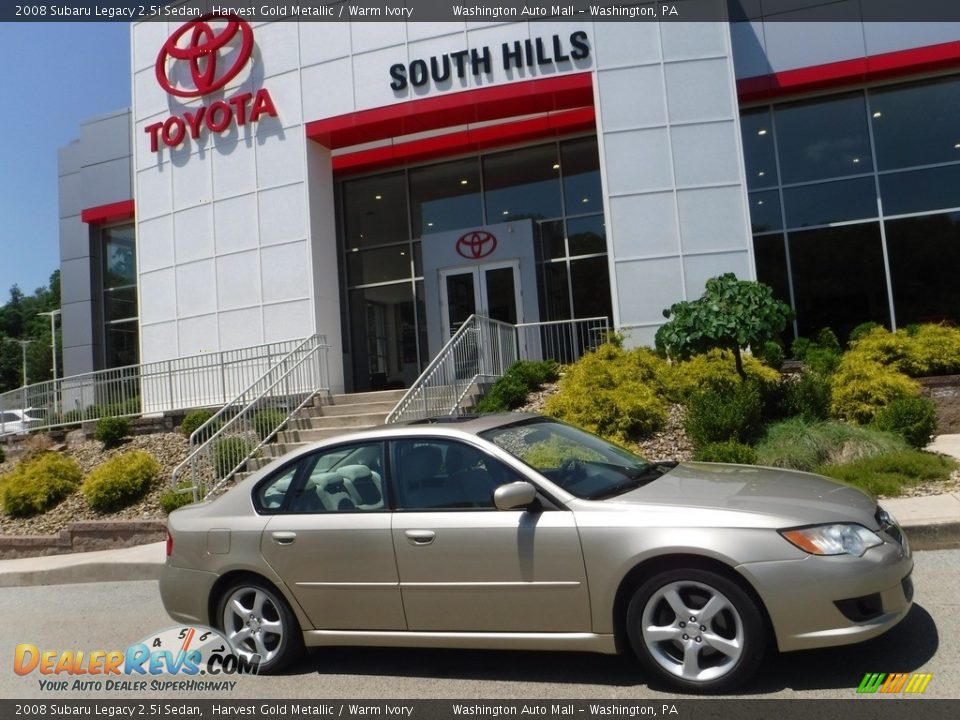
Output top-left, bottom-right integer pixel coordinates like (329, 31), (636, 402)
(0, 541), (164, 588)
(900, 521), (960, 552)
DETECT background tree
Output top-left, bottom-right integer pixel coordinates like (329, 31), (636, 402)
(655, 273), (793, 379)
(0, 270), (61, 393)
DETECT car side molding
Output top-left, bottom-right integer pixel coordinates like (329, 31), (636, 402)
(302, 630), (617, 654)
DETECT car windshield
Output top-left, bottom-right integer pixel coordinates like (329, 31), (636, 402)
(479, 417), (663, 500)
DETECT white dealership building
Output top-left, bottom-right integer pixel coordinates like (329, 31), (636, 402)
(59, 3), (960, 394)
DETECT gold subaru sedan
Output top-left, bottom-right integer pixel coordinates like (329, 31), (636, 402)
(160, 413), (913, 693)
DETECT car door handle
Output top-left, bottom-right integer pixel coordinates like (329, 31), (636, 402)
(271, 531), (297, 546)
(405, 530), (436, 546)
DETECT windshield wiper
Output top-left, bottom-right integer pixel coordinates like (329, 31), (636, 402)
(587, 465), (663, 500)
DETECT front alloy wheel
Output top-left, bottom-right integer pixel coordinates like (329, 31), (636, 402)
(627, 569), (766, 693)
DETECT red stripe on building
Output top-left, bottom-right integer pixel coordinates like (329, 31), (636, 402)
(81, 200), (135, 225)
(332, 107), (596, 175)
(738, 39), (960, 103)
(307, 72), (594, 150)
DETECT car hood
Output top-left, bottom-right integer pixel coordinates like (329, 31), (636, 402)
(608, 462), (877, 527)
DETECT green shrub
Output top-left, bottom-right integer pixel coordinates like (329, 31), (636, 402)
(847, 326), (911, 369)
(759, 341), (785, 371)
(871, 396), (938, 449)
(830, 355), (920, 424)
(160, 482), (198, 514)
(902, 324), (960, 376)
(848, 322), (882, 345)
(818, 450), (957, 497)
(791, 337), (813, 360)
(684, 381), (764, 447)
(94, 416), (129, 449)
(544, 344), (667, 443)
(667, 349), (779, 402)
(804, 347), (842, 376)
(693, 441), (758, 464)
(213, 436), (253, 479)
(180, 409), (214, 439)
(82, 451), (161, 512)
(252, 409), (287, 442)
(755, 418), (908, 472)
(783, 371), (832, 422)
(475, 360), (561, 413)
(816, 328), (841, 353)
(0, 453), (83, 517)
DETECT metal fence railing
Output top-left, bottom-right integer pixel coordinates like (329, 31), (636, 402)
(171, 335), (331, 500)
(0, 339), (308, 437)
(386, 315), (518, 424)
(515, 317), (610, 365)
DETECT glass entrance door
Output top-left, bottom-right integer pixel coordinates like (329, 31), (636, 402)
(440, 262), (522, 339)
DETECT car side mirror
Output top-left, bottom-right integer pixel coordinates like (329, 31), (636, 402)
(494, 481), (538, 511)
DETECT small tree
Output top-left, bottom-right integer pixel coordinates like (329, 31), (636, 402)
(656, 274), (793, 380)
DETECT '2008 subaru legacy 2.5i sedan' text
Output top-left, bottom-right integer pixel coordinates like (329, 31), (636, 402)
(160, 413), (913, 693)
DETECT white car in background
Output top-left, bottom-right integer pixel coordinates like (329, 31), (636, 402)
(0, 408), (42, 436)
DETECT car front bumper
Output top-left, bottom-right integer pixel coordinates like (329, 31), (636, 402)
(737, 539), (913, 652)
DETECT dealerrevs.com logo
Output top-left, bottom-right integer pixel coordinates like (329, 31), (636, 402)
(146, 14), (278, 153)
(14, 626), (258, 693)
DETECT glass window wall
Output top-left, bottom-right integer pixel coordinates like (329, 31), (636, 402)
(102, 224), (138, 368)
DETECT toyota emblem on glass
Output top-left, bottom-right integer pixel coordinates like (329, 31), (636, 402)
(456, 231), (498, 259)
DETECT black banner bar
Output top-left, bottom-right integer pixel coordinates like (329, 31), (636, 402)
(6, 0), (960, 23)
(2, 700), (959, 720)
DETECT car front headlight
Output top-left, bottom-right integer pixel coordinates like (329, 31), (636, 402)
(780, 524), (883, 557)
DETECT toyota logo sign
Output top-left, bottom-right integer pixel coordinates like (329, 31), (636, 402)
(456, 231), (498, 259)
(155, 14), (254, 98)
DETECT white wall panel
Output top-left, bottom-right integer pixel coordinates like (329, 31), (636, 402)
(211, 139), (258, 198)
(217, 251), (263, 310)
(139, 321), (179, 363)
(608, 192), (680, 258)
(353, 46), (411, 109)
(60, 258), (91, 305)
(299, 23), (352, 67)
(174, 205), (215, 265)
(59, 218), (88, 263)
(137, 216), (175, 273)
(139, 269), (177, 324)
(665, 58), (735, 123)
(175, 260), (217, 318)
(178, 314), (220, 355)
(257, 133), (306, 189)
(593, 23), (661, 68)
(661, 22), (729, 61)
(682, 251), (752, 299)
(351, 22), (407, 55)
(253, 22), (301, 78)
(263, 299), (314, 343)
(614, 258), (685, 326)
(261, 242), (312, 303)
(213, 194), (260, 255)
(133, 67), (169, 122)
(677, 186), (750, 254)
(258, 185), (307, 245)
(597, 66), (666, 131)
(171, 149), (212, 210)
(301, 59), (356, 120)
(603, 128), (673, 194)
(218, 307), (264, 351)
(135, 166), (173, 221)
(671, 121), (742, 186)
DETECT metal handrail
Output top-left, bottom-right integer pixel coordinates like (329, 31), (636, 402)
(0, 338), (306, 436)
(386, 315), (518, 424)
(170, 334), (331, 500)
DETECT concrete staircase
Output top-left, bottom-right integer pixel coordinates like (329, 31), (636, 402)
(243, 389), (406, 474)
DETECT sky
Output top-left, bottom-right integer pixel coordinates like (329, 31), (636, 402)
(0, 22), (131, 300)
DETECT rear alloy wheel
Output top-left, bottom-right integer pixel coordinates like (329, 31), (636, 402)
(217, 579), (303, 674)
(626, 568), (766, 693)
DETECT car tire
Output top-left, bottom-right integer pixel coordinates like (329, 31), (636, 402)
(626, 568), (766, 693)
(215, 578), (304, 674)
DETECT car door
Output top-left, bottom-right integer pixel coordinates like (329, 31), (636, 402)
(259, 441), (406, 630)
(389, 438), (591, 633)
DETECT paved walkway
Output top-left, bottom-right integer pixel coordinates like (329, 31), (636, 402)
(2, 435), (959, 587)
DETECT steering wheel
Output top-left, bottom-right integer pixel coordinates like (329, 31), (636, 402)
(559, 457), (585, 486)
